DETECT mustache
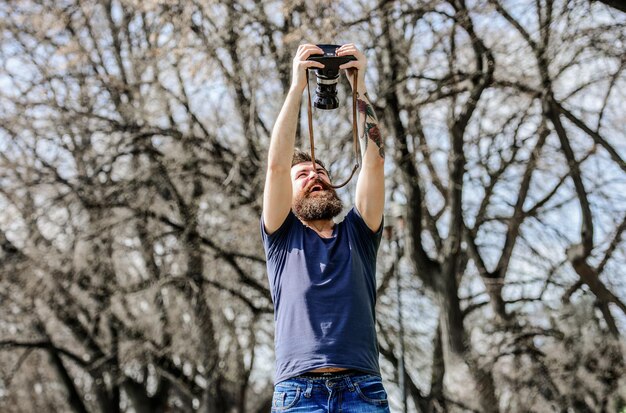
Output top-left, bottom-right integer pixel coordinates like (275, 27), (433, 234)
(304, 177), (333, 193)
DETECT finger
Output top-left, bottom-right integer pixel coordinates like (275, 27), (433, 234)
(308, 61), (325, 69)
(300, 60), (325, 69)
(301, 46), (323, 57)
(296, 44), (314, 55)
(337, 44), (358, 54)
(298, 43), (319, 50)
(299, 44), (323, 53)
(299, 53), (325, 65)
(339, 61), (359, 70)
(296, 50), (320, 61)
(337, 49), (362, 59)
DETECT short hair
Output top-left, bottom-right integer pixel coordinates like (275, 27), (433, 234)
(291, 150), (329, 175)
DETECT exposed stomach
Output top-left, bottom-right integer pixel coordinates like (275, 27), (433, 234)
(306, 366), (350, 373)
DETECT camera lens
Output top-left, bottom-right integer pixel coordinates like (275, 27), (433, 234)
(314, 73), (339, 110)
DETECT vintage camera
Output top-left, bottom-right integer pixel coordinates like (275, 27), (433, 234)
(307, 44), (356, 110)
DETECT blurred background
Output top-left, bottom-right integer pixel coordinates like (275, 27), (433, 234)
(0, 0), (624, 412)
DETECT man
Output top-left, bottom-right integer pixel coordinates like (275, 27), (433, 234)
(261, 43), (389, 412)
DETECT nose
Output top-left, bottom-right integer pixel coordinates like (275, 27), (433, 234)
(305, 169), (320, 182)
(301, 171), (321, 190)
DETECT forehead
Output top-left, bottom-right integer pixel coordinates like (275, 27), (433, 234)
(291, 162), (328, 176)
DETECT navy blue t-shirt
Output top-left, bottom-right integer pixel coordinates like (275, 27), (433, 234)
(261, 208), (383, 383)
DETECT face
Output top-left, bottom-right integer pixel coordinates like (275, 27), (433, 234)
(291, 162), (343, 221)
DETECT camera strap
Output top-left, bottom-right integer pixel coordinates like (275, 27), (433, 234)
(305, 69), (361, 189)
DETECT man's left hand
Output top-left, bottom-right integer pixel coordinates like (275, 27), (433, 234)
(337, 43), (367, 95)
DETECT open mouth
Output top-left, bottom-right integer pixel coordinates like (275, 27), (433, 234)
(308, 183), (325, 193)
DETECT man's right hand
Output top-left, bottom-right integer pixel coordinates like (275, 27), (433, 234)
(290, 44), (325, 93)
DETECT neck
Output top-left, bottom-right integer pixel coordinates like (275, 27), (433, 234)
(301, 219), (334, 234)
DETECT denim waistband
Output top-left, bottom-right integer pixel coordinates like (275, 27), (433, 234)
(277, 372), (384, 399)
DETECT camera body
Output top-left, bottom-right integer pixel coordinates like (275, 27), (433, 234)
(307, 44), (356, 110)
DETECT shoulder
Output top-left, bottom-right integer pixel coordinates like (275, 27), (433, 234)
(261, 211), (301, 243)
(343, 207), (383, 238)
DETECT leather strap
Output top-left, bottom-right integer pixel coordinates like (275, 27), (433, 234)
(306, 69), (361, 189)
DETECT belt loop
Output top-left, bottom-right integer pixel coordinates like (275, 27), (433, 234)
(304, 381), (313, 398)
(345, 375), (355, 392)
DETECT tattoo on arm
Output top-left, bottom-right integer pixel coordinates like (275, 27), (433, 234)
(357, 93), (384, 159)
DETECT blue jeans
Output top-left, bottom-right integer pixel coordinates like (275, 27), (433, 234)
(271, 372), (390, 412)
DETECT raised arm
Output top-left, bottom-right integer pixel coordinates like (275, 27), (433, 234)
(338, 44), (385, 232)
(263, 44), (324, 234)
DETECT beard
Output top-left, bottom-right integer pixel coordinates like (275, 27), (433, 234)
(293, 178), (344, 221)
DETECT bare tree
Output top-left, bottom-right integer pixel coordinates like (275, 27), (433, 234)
(1, 0), (624, 412)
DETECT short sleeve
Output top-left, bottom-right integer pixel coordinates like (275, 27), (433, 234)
(260, 211), (297, 254)
(346, 208), (383, 247)
(343, 207), (384, 265)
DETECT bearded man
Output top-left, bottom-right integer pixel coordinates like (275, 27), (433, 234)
(261, 43), (389, 412)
